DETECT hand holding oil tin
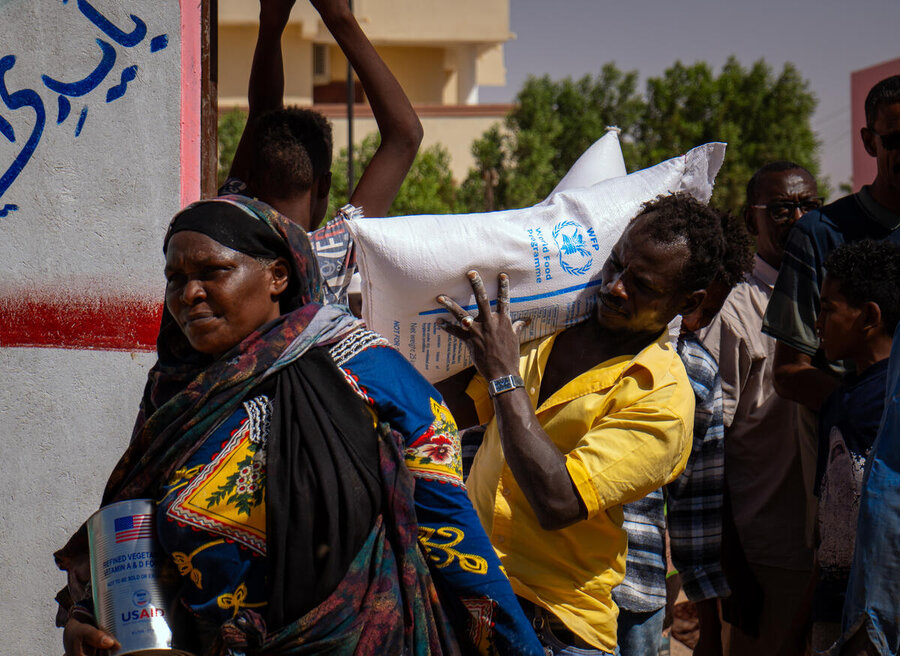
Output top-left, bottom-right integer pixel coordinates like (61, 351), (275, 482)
(87, 499), (194, 656)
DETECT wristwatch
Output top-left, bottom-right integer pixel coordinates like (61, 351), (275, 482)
(488, 374), (525, 397)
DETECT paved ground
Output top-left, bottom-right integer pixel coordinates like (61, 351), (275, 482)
(670, 634), (692, 655)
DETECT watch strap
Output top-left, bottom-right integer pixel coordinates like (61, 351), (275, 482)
(488, 374), (525, 397)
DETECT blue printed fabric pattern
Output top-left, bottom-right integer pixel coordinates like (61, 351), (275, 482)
(311, 204), (361, 306)
(612, 489), (667, 612)
(157, 398), (270, 635)
(614, 332), (729, 612)
(668, 333), (729, 602)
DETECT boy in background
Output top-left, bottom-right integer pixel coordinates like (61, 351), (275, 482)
(810, 239), (900, 651)
(838, 322), (900, 655)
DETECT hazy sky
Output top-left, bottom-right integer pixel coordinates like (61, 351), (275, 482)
(480, 0), (900, 190)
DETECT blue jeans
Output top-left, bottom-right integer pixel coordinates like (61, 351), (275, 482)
(538, 625), (620, 655)
(616, 607), (665, 656)
(518, 598), (619, 655)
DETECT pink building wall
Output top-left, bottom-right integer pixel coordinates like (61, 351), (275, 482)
(851, 57), (900, 191)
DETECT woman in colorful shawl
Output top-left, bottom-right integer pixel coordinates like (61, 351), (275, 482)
(56, 196), (542, 656)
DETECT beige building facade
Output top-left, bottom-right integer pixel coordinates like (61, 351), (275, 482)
(218, 0), (514, 181)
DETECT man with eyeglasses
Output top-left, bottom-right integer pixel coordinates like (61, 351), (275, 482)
(700, 161), (820, 655)
(763, 75), (900, 413)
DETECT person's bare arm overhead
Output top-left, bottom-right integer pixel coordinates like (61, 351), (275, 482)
(228, 0), (296, 184)
(312, 0), (423, 218)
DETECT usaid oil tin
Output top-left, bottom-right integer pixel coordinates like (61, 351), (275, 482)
(87, 499), (193, 655)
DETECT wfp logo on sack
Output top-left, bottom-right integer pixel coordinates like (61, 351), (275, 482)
(553, 220), (600, 276)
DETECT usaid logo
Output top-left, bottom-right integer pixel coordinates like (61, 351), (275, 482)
(552, 220), (599, 276)
(121, 606), (166, 623)
(132, 589), (150, 607)
(122, 589), (166, 622)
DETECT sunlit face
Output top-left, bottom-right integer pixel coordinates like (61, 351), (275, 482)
(164, 231), (288, 357)
(815, 275), (863, 363)
(597, 216), (697, 337)
(862, 102), (900, 192)
(748, 169), (819, 269)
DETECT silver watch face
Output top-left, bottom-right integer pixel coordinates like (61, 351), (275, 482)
(489, 374), (523, 396)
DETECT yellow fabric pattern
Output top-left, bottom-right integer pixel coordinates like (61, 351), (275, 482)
(166, 419), (267, 554)
(166, 464), (204, 495)
(418, 525), (488, 574)
(465, 331), (694, 652)
(403, 397), (464, 486)
(216, 582), (266, 618)
(171, 539), (225, 590)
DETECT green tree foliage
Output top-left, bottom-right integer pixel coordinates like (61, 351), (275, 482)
(217, 57), (821, 217)
(636, 57), (821, 211)
(460, 57), (821, 214)
(460, 64), (644, 212)
(328, 133), (460, 219)
(217, 108), (248, 188)
(457, 125), (509, 213)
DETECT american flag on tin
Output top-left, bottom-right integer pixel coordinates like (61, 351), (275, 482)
(114, 514), (153, 543)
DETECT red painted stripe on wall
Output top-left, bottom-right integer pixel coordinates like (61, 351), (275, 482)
(0, 295), (162, 351)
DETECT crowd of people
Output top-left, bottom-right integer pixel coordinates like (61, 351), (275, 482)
(54, 1), (900, 655)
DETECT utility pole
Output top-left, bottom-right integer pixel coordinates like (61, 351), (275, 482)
(346, 0), (354, 194)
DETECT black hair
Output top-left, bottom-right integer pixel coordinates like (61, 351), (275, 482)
(634, 193), (725, 293)
(251, 107), (333, 196)
(865, 75), (900, 129)
(717, 211), (755, 290)
(824, 239), (900, 335)
(745, 161), (814, 205)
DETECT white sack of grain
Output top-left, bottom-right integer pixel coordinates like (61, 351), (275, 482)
(544, 127), (626, 199)
(348, 142), (725, 382)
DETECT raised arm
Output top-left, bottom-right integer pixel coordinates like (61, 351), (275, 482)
(228, 0), (296, 184)
(312, 0), (423, 217)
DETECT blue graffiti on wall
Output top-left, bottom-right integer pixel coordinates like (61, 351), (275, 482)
(0, 0), (169, 211)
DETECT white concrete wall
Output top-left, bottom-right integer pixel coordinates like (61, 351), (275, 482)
(0, 349), (157, 653)
(0, 1), (187, 653)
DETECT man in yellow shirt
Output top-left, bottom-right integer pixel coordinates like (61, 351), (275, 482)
(436, 194), (727, 654)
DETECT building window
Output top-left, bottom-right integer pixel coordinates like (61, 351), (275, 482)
(313, 43), (329, 83)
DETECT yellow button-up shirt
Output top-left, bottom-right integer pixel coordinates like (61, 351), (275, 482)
(466, 331), (694, 652)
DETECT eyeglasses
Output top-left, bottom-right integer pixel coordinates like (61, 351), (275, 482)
(750, 197), (824, 223)
(872, 130), (900, 151)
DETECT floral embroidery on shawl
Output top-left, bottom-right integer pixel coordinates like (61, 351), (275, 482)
(405, 398), (464, 486)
